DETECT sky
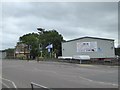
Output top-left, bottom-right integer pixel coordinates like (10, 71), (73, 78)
(1, 2), (119, 50)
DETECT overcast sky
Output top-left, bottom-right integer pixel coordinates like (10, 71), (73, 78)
(1, 2), (118, 50)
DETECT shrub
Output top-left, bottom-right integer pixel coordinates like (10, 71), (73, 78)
(16, 54), (27, 60)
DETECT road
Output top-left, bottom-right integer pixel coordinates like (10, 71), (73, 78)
(2, 59), (118, 89)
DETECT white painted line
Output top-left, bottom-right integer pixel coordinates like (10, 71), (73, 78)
(31, 82), (48, 88)
(78, 76), (118, 86)
(0, 80), (10, 88)
(97, 81), (118, 86)
(0, 77), (17, 88)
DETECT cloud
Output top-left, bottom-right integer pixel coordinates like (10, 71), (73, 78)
(1, 2), (118, 50)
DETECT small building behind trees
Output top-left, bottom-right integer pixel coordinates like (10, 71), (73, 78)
(14, 43), (30, 59)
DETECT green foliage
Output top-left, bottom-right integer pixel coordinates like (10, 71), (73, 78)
(19, 33), (39, 59)
(5, 48), (15, 59)
(38, 30), (63, 56)
(5, 48), (14, 53)
(16, 54), (27, 60)
(19, 33), (39, 45)
(18, 29), (64, 59)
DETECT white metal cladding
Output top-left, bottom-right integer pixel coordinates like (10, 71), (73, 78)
(62, 37), (115, 59)
(76, 42), (97, 52)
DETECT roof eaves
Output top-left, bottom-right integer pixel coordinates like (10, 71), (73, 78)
(62, 36), (114, 43)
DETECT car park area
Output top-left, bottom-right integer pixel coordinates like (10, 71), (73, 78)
(1, 59), (118, 89)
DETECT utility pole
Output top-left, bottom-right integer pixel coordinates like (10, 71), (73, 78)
(39, 43), (42, 57)
(37, 27), (44, 58)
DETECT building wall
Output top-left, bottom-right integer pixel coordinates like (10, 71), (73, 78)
(15, 43), (30, 59)
(0, 51), (6, 59)
(62, 38), (115, 59)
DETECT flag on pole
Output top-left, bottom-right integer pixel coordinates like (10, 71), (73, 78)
(46, 44), (53, 49)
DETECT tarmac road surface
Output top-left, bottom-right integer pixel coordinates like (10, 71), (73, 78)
(2, 59), (118, 89)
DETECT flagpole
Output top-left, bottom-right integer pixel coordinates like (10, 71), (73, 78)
(51, 47), (53, 58)
(50, 48), (52, 58)
(50, 51), (51, 58)
(51, 44), (53, 58)
(46, 44), (53, 58)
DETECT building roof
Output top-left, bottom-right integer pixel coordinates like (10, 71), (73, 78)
(62, 36), (114, 43)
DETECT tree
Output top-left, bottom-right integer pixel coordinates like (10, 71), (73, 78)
(18, 29), (64, 59)
(5, 48), (15, 59)
(38, 29), (64, 57)
(19, 33), (39, 59)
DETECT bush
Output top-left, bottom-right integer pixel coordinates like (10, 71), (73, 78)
(16, 54), (27, 60)
(36, 56), (44, 61)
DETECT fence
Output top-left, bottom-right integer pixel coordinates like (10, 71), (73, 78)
(58, 58), (120, 66)
(31, 82), (53, 90)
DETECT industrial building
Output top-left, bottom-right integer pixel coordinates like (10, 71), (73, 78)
(62, 36), (115, 60)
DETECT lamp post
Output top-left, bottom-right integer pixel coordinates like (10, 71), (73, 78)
(39, 43), (42, 57)
(37, 27), (44, 58)
(37, 27), (45, 34)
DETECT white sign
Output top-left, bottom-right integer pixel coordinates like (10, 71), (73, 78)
(77, 42), (97, 52)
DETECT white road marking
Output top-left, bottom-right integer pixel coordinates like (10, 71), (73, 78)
(34, 67), (118, 87)
(0, 80), (10, 88)
(31, 82), (48, 88)
(78, 76), (118, 86)
(0, 77), (17, 88)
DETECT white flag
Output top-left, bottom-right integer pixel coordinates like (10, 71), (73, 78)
(46, 44), (53, 49)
